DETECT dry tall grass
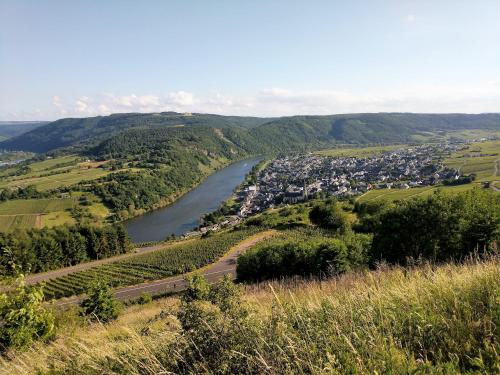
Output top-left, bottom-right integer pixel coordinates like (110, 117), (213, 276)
(1, 257), (498, 374)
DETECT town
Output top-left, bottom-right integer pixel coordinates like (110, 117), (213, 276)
(236, 143), (463, 217)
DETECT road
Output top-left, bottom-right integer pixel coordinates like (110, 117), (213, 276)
(490, 158), (500, 192)
(22, 240), (194, 285)
(56, 230), (276, 306)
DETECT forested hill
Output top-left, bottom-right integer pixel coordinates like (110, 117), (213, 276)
(0, 121), (48, 141)
(2, 112), (500, 154)
(0, 113), (270, 153)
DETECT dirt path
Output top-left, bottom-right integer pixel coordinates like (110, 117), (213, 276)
(56, 230), (276, 306)
(22, 240), (194, 286)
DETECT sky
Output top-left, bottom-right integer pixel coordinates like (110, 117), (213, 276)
(1, 0), (500, 121)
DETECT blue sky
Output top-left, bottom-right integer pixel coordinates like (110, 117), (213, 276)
(1, 0), (500, 120)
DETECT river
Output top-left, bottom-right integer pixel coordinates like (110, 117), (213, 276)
(124, 157), (260, 243)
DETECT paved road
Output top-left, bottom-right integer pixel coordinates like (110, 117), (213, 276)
(56, 230), (276, 306)
(22, 240), (194, 286)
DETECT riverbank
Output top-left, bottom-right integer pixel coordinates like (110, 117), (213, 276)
(124, 157), (261, 243)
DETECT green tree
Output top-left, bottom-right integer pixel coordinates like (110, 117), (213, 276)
(0, 278), (55, 351)
(80, 281), (119, 322)
(309, 200), (350, 233)
(182, 274), (210, 302)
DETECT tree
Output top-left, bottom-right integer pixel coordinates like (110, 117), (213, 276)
(182, 274), (210, 302)
(80, 281), (119, 322)
(0, 277), (55, 351)
(309, 200), (350, 233)
(370, 190), (499, 264)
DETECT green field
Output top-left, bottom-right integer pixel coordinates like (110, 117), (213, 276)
(316, 144), (405, 158)
(0, 155), (122, 191)
(0, 214), (39, 231)
(444, 140), (500, 181)
(0, 198), (74, 215)
(357, 184), (479, 203)
(0, 198), (76, 232)
(0, 195), (111, 232)
(42, 228), (260, 300)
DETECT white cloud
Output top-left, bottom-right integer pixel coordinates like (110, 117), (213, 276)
(5, 82), (500, 121)
(406, 14), (416, 23)
(52, 96), (62, 107)
(167, 91), (195, 106)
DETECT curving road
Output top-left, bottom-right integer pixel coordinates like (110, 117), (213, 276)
(55, 230), (276, 306)
(22, 240), (194, 286)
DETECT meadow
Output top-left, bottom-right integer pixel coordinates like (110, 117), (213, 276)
(0, 198), (75, 232)
(315, 144), (405, 158)
(356, 183), (478, 203)
(3, 257), (497, 374)
(444, 140), (500, 181)
(0, 155), (122, 191)
(42, 227), (261, 300)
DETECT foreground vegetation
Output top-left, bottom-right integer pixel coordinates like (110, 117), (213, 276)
(0, 258), (497, 374)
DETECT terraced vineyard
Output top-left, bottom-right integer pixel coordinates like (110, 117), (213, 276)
(42, 227), (260, 300)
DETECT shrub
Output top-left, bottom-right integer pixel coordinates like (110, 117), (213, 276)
(370, 189), (499, 264)
(309, 200), (350, 233)
(80, 281), (119, 322)
(0, 278), (55, 351)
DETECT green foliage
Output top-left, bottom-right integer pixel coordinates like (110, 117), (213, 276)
(237, 231), (372, 282)
(370, 189), (500, 264)
(0, 278), (55, 351)
(80, 281), (119, 323)
(0, 185), (48, 202)
(136, 292), (152, 305)
(309, 199), (350, 233)
(0, 224), (131, 276)
(182, 274), (210, 303)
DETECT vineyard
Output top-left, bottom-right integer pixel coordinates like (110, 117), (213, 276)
(42, 227), (260, 300)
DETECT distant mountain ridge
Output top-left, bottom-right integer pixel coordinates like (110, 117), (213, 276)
(0, 121), (49, 141)
(1, 112), (499, 154)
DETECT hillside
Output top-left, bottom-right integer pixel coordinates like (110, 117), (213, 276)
(1, 258), (497, 374)
(2, 112), (500, 154)
(0, 121), (48, 141)
(0, 113), (270, 153)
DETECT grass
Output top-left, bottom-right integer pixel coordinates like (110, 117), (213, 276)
(444, 140), (500, 182)
(3, 257), (497, 374)
(0, 195), (110, 232)
(316, 144), (405, 158)
(357, 184), (479, 203)
(0, 155), (126, 191)
(0, 198), (76, 232)
(0, 214), (39, 231)
(0, 198), (74, 215)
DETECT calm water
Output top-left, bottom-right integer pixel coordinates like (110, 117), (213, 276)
(124, 157), (260, 243)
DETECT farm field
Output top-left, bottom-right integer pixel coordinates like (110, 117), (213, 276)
(0, 155), (128, 191)
(444, 140), (500, 181)
(315, 144), (405, 158)
(0, 198), (76, 232)
(356, 183), (479, 203)
(0, 214), (39, 231)
(42, 227), (261, 300)
(0, 198), (74, 214)
(0, 195), (110, 232)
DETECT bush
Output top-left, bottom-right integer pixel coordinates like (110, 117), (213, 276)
(0, 278), (55, 351)
(237, 234), (371, 282)
(309, 200), (350, 233)
(370, 189), (499, 264)
(80, 281), (119, 323)
(136, 292), (153, 305)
